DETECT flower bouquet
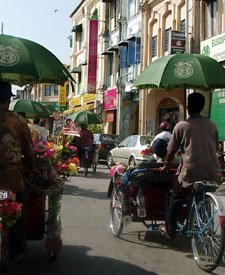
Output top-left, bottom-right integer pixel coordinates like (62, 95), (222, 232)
(109, 164), (127, 186)
(53, 144), (80, 177)
(0, 200), (22, 229)
(31, 140), (63, 189)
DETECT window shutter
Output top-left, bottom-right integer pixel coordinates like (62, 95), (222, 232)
(120, 46), (128, 69)
(128, 40), (135, 64)
(152, 35), (157, 57)
(135, 37), (141, 63)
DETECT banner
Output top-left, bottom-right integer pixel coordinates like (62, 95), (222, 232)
(87, 19), (98, 94)
(58, 84), (67, 106)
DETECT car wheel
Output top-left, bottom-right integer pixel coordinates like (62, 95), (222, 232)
(129, 157), (136, 167)
(107, 153), (114, 168)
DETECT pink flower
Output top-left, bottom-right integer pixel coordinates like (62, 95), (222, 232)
(109, 166), (116, 176)
(115, 164), (125, 175)
(66, 145), (77, 152)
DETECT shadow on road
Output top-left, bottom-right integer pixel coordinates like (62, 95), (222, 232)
(63, 182), (109, 200)
(8, 244), (158, 275)
(118, 230), (192, 254)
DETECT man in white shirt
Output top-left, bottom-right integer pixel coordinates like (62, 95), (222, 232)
(149, 121), (171, 161)
(33, 119), (48, 141)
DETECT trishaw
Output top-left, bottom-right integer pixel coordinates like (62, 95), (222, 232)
(108, 162), (225, 272)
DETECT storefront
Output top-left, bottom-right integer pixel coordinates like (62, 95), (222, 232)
(201, 32), (225, 141)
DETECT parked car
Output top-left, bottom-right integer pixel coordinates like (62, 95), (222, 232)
(107, 135), (153, 168)
(93, 134), (120, 164)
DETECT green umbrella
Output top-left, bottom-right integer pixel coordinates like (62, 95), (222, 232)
(40, 102), (54, 115)
(69, 110), (102, 125)
(133, 53), (225, 90)
(9, 99), (52, 118)
(0, 34), (74, 86)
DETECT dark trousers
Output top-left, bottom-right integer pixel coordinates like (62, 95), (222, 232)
(9, 192), (27, 257)
(166, 180), (190, 235)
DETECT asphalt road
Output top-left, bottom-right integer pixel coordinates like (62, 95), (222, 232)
(8, 164), (225, 275)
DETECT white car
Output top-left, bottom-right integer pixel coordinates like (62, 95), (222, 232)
(107, 135), (153, 167)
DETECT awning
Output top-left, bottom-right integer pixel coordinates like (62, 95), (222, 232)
(71, 65), (81, 73)
(80, 60), (87, 66)
(71, 24), (83, 33)
(117, 40), (129, 46)
(107, 45), (119, 51)
(127, 32), (141, 41)
(101, 51), (113, 55)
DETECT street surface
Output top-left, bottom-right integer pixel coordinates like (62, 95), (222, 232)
(8, 165), (224, 275)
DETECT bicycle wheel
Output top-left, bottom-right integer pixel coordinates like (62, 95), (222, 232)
(109, 187), (124, 237)
(191, 195), (225, 272)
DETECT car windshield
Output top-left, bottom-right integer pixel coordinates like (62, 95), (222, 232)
(140, 136), (152, 145)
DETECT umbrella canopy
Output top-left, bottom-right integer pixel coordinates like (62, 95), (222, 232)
(69, 110), (102, 125)
(9, 99), (52, 118)
(0, 34), (74, 86)
(133, 53), (225, 90)
(40, 103), (54, 116)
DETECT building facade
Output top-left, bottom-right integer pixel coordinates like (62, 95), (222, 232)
(69, 0), (225, 138)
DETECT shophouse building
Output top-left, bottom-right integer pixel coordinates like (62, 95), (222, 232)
(69, 0), (225, 139)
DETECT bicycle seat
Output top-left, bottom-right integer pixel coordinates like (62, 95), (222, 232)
(193, 180), (218, 193)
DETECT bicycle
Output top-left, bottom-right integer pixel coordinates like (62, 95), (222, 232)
(108, 163), (225, 273)
(174, 180), (225, 272)
(80, 146), (97, 176)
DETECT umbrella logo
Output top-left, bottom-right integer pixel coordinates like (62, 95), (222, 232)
(0, 45), (19, 66)
(174, 61), (193, 79)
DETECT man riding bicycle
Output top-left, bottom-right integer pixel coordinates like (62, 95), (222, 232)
(160, 92), (220, 239)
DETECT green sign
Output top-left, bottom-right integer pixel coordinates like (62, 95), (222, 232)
(210, 90), (225, 141)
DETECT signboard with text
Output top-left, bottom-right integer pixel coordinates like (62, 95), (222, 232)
(201, 32), (225, 62)
(210, 89), (225, 140)
(87, 19), (98, 94)
(58, 85), (67, 106)
(169, 30), (186, 54)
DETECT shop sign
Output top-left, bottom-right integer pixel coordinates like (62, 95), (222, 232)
(103, 87), (117, 110)
(82, 94), (96, 104)
(58, 84), (67, 106)
(169, 31), (185, 54)
(210, 89), (225, 140)
(74, 103), (95, 112)
(70, 97), (81, 107)
(106, 111), (114, 122)
(201, 32), (225, 62)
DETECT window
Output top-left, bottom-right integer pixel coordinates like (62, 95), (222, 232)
(120, 38), (141, 68)
(128, 0), (139, 19)
(120, 136), (131, 147)
(180, 19), (185, 33)
(164, 28), (171, 52)
(44, 85), (59, 97)
(152, 35), (157, 58)
(76, 32), (83, 51)
(205, 0), (217, 38)
(127, 136), (138, 147)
